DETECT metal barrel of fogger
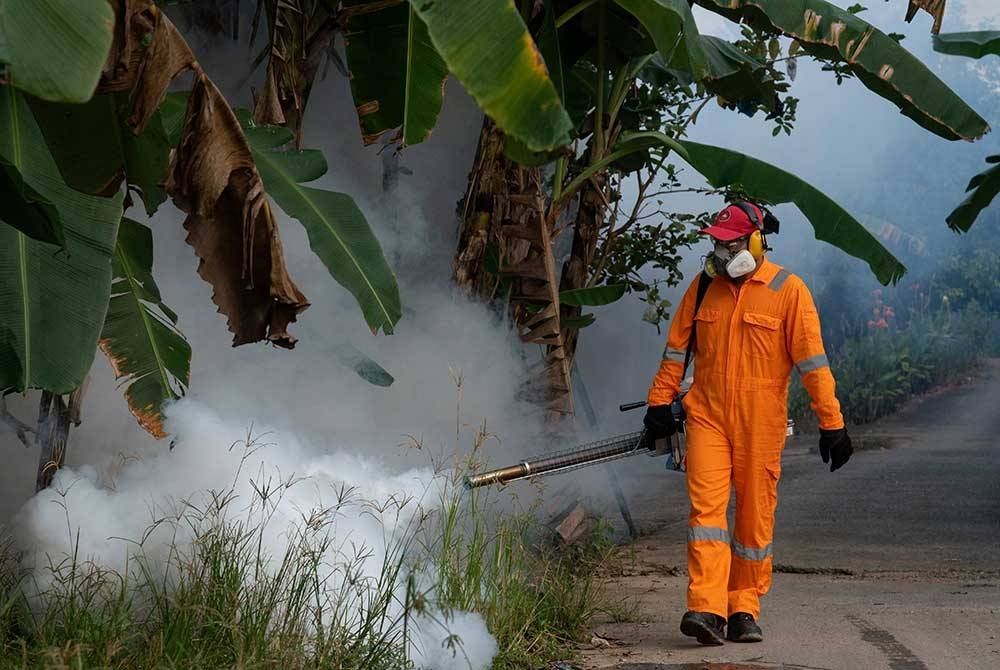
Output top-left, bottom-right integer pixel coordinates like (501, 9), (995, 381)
(463, 431), (653, 489)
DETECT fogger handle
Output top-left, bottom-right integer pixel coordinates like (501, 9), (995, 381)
(619, 400), (647, 412)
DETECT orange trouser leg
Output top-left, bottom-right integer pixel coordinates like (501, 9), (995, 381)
(684, 418), (733, 619)
(727, 429), (784, 619)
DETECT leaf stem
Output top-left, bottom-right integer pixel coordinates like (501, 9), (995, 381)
(555, 0), (600, 28)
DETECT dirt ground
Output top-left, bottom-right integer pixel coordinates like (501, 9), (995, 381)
(565, 362), (1000, 670)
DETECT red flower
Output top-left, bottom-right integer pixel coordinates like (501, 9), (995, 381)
(875, 318), (889, 329)
(885, 306), (895, 318)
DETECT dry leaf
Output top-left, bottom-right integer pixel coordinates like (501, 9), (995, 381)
(100, 0), (309, 349)
(905, 0), (947, 34)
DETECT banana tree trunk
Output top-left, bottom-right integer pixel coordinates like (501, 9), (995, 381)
(555, 173), (608, 372)
(35, 381), (87, 491)
(454, 119), (573, 418)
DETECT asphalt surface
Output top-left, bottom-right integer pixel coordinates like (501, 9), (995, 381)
(573, 361), (1000, 670)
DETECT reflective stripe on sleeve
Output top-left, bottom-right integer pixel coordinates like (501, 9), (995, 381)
(768, 269), (790, 292)
(687, 526), (730, 543)
(662, 347), (687, 362)
(795, 353), (830, 374)
(732, 539), (773, 561)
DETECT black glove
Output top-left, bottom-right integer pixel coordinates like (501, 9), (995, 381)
(819, 428), (853, 472)
(643, 404), (676, 440)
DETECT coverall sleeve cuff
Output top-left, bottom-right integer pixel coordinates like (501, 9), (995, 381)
(647, 388), (675, 406)
(818, 417), (846, 431)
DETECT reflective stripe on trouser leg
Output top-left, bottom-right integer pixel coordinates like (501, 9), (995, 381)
(684, 418), (733, 619)
(727, 428), (785, 619)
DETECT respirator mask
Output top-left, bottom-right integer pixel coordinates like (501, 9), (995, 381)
(707, 238), (757, 278)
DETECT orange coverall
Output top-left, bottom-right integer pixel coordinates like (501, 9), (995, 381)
(647, 258), (844, 619)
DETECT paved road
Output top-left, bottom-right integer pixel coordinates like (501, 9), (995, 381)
(575, 361), (1000, 670)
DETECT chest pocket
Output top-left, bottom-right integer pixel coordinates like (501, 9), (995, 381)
(742, 311), (784, 360)
(694, 308), (722, 356)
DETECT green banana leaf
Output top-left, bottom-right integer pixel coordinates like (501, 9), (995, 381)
(0, 88), (124, 394)
(698, 36), (783, 106)
(0, 163), (63, 245)
(408, 0), (572, 152)
(343, 2), (448, 145)
(945, 155), (1000, 233)
(331, 342), (395, 387)
(614, 0), (711, 80)
(243, 122), (402, 335)
(159, 92), (189, 147)
(933, 31), (1000, 59)
(677, 139), (906, 285)
(401, 7), (450, 145)
(693, 0), (990, 141)
(562, 313), (596, 330)
(537, 0), (565, 103)
(100, 218), (190, 439)
(559, 284), (628, 306)
(643, 37), (782, 110)
(29, 93), (171, 215)
(0, 0), (115, 103)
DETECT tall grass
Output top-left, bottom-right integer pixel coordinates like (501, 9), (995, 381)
(0, 426), (614, 670)
(428, 425), (614, 670)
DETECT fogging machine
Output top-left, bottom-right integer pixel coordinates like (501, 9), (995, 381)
(463, 398), (796, 489)
(463, 398), (687, 489)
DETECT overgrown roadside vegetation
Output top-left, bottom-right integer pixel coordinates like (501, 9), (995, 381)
(0, 427), (616, 670)
(790, 242), (1000, 428)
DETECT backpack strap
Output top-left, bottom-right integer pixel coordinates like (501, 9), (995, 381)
(681, 272), (713, 379)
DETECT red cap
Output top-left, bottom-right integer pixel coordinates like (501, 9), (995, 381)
(701, 203), (762, 241)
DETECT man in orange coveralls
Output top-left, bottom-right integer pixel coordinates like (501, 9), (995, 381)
(643, 201), (853, 645)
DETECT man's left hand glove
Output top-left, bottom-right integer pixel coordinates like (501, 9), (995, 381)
(819, 428), (852, 472)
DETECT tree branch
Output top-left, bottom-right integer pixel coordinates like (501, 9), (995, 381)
(1, 396), (35, 448)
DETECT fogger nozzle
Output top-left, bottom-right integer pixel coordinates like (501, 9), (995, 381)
(463, 464), (532, 490)
(463, 431), (653, 489)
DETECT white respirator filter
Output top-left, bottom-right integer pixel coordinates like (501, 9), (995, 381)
(724, 249), (757, 277)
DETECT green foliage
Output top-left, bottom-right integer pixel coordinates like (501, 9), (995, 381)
(790, 258), (1000, 426)
(342, 2), (449, 146)
(693, 0), (990, 141)
(933, 31), (1000, 60)
(0, 0), (114, 103)
(243, 120), (403, 335)
(0, 87), (124, 395)
(601, 212), (706, 330)
(100, 218), (191, 438)
(559, 284), (628, 307)
(29, 94), (172, 217)
(945, 155), (1000, 233)
(408, 0), (573, 152)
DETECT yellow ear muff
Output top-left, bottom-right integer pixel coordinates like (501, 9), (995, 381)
(748, 230), (765, 259)
(704, 255), (719, 278)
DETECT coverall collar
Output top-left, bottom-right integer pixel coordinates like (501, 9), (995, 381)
(742, 257), (781, 285)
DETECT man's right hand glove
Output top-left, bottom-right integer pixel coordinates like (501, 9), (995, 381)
(819, 428), (853, 472)
(643, 404), (676, 440)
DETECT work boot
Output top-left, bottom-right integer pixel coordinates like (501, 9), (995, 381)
(726, 612), (763, 642)
(679, 610), (726, 645)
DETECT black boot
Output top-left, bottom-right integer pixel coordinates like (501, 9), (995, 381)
(726, 612), (763, 642)
(680, 610), (726, 645)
